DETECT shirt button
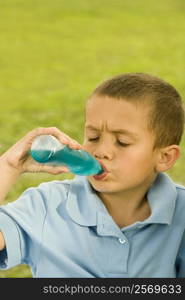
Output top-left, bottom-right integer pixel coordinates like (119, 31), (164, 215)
(119, 238), (126, 244)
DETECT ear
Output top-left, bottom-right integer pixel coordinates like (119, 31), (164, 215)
(155, 145), (180, 172)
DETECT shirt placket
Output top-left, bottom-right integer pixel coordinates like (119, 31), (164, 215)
(96, 212), (130, 275)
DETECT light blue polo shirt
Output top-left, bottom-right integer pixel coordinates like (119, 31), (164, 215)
(0, 172), (185, 278)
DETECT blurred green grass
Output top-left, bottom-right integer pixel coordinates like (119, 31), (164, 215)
(0, 0), (185, 277)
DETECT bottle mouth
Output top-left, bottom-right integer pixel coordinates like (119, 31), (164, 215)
(97, 161), (107, 174)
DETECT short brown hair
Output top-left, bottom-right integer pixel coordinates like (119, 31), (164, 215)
(90, 73), (185, 148)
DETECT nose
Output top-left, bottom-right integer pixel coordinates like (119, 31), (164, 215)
(93, 141), (114, 160)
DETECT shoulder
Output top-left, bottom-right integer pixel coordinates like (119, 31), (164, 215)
(1, 177), (77, 215)
(175, 183), (185, 198)
(174, 183), (185, 207)
(0, 176), (90, 222)
(33, 176), (88, 206)
(38, 178), (73, 194)
(31, 177), (76, 205)
(175, 183), (185, 192)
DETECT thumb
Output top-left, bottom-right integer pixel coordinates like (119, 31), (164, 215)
(28, 164), (70, 175)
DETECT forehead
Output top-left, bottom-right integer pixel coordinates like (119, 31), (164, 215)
(85, 96), (150, 133)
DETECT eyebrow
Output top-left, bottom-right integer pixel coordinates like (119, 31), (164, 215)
(85, 125), (138, 139)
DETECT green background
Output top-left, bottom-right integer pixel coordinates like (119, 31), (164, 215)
(0, 0), (185, 277)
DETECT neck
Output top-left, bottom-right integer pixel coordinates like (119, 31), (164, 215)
(96, 176), (157, 227)
(97, 187), (147, 214)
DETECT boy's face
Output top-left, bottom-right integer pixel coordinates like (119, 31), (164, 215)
(83, 95), (159, 195)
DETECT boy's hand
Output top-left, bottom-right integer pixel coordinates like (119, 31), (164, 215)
(1, 127), (82, 175)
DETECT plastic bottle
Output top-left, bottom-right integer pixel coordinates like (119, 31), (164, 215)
(30, 134), (104, 176)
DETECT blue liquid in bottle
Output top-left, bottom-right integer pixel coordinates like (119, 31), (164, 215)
(30, 135), (104, 176)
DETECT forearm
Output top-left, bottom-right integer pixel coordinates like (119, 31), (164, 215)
(0, 127), (79, 203)
(0, 156), (21, 204)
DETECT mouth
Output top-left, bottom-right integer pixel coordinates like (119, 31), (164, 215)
(93, 161), (109, 180)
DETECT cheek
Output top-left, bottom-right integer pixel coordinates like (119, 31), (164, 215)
(82, 142), (95, 153)
(116, 148), (154, 170)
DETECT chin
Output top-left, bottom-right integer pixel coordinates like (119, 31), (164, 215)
(89, 181), (118, 194)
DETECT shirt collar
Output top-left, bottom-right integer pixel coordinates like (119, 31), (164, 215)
(145, 172), (177, 225)
(66, 176), (105, 227)
(65, 172), (177, 227)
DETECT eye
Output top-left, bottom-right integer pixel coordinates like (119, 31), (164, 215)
(88, 137), (99, 142)
(117, 140), (130, 147)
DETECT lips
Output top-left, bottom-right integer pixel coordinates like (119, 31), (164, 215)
(93, 161), (109, 180)
(93, 172), (108, 180)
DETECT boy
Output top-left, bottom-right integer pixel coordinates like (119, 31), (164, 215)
(0, 73), (185, 277)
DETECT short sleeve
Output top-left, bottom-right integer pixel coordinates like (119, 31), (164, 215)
(0, 213), (22, 269)
(0, 183), (49, 270)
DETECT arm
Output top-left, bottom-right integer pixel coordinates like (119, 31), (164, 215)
(0, 126), (82, 204)
(0, 158), (21, 251)
(0, 156), (22, 203)
(0, 127), (82, 251)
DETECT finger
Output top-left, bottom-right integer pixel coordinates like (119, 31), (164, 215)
(26, 127), (82, 150)
(41, 165), (70, 175)
(55, 134), (81, 147)
(31, 164), (70, 174)
(66, 141), (83, 150)
(23, 157), (70, 174)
